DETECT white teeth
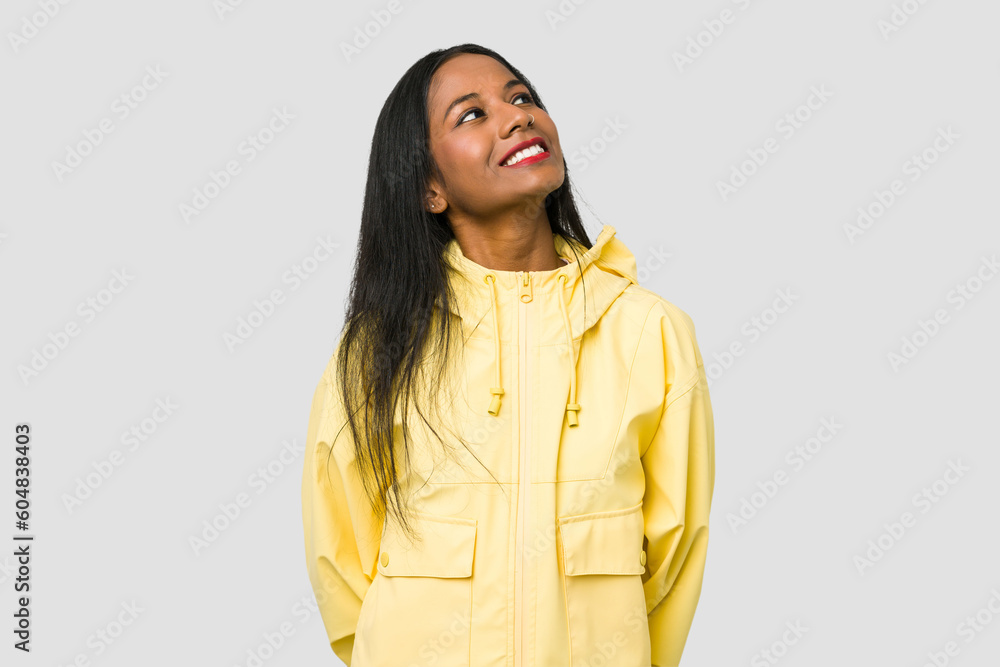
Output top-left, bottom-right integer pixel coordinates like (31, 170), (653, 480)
(503, 143), (545, 166)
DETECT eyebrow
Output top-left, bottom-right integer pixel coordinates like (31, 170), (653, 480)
(442, 78), (526, 124)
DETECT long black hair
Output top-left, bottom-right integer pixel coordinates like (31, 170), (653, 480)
(331, 43), (595, 543)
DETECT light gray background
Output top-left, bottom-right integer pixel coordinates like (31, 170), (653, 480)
(2, 1), (998, 665)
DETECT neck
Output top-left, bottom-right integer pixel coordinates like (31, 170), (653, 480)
(449, 221), (563, 272)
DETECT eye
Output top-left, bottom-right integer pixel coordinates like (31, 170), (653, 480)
(456, 92), (535, 125)
(458, 107), (484, 125)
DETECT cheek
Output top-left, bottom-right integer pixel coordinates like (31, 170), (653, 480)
(537, 120), (562, 160)
(440, 135), (490, 173)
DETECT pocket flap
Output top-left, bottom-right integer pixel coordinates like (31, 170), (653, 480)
(377, 511), (477, 578)
(558, 502), (646, 576)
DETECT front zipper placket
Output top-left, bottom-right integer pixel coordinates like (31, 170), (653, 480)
(514, 270), (533, 667)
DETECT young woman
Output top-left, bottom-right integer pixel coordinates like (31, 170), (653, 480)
(301, 43), (715, 667)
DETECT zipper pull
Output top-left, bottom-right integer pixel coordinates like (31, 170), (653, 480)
(519, 272), (533, 303)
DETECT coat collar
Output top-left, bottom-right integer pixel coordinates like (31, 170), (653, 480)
(436, 225), (640, 427)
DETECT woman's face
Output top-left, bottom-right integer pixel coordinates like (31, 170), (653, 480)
(424, 53), (565, 221)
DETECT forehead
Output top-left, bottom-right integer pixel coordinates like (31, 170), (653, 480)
(427, 54), (516, 110)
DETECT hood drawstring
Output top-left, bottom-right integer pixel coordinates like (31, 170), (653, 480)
(482, 272), (581, 428)
(558, 274), (581, 427)
(485, 274), (505, 417)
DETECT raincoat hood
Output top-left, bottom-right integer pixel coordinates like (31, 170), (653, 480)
(303, 223), (716, 667)
(439, 225), (639, 428)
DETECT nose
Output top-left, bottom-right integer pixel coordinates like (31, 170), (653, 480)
(500, 106), (534, 138)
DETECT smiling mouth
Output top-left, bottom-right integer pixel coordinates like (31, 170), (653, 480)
(500, 142), (550, 167)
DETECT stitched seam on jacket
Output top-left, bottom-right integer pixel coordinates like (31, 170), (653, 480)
(639, 369), (699, 463)
(622, 299), (664, 467)
(664, 370), (700, 411)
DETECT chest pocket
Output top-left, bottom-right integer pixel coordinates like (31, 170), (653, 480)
(558, 502), (652, 666)
(354, 511), (478, 667)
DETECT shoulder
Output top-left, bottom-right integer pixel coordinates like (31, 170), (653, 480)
(313, 346), (340, 401)
(618, 284), (706, 386)
(616, 285), (701, 344)
(308, 342), (354, 450)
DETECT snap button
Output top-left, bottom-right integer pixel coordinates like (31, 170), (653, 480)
(639, 550), (647, 567)
(380, 552), (389, 567)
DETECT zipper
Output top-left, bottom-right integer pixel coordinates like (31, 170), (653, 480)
(514, 271), (532, 666)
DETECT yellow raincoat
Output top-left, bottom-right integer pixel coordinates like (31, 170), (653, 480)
(302, 225), (715, 667)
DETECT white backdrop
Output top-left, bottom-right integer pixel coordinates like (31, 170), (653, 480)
(2, 1), (999, 665)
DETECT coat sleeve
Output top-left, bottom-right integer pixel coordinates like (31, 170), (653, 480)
(301, 351), (383, 666)
(639, 303), (716, 667)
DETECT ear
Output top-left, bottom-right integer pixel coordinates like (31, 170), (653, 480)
(424, 179), (447, 213)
